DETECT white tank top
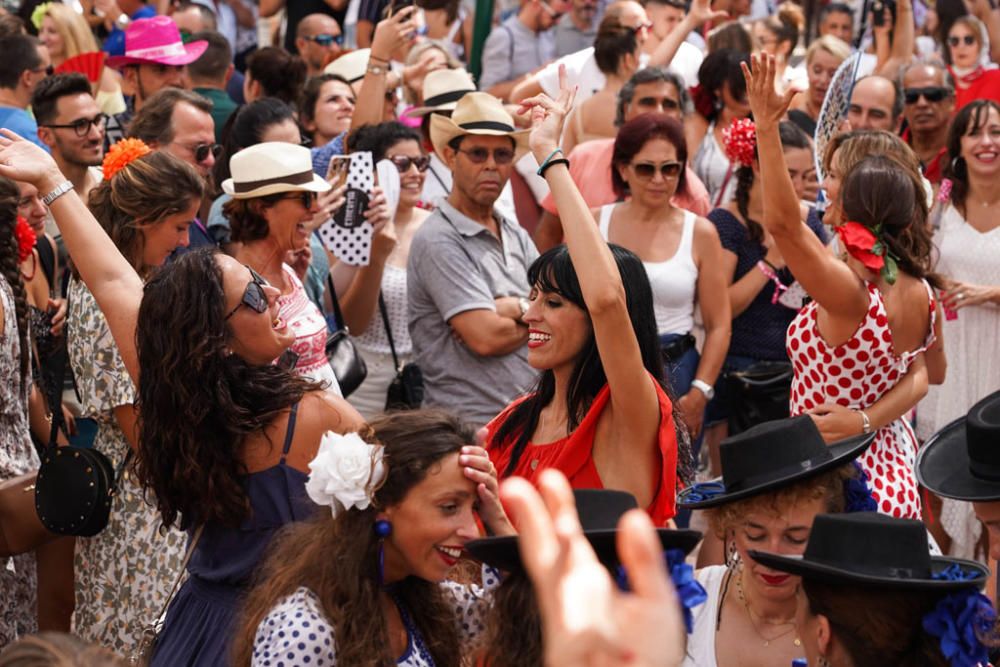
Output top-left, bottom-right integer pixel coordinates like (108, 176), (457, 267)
(598, 204), (698, 335)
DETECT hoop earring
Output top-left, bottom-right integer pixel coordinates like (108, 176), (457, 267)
(374, 519), (392, 587)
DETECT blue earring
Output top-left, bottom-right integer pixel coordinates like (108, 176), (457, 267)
(375, 519), (392, 587)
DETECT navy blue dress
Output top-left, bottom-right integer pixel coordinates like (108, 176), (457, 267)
(151, 403), (314, 666)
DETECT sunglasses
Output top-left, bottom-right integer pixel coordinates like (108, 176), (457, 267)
(903, 86), (949, 104)
(40, 113), (107, 137)
(304, 33), (343, 47)
(631, 21), (653, 35)
(389, 155), (431, 173)
(457, 147), (516, 165)
(631, 161), (683, 179)
(948, 34), (977, 47)
(33, 64), (54, 76)
(177, 142), (223, 162)
(224, 266), (270, 320)
(275, 191), (318, 209)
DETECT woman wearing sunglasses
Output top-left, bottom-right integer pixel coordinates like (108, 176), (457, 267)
(336, 121), (431, 418)
(598, 112), (731, 459)
(944, 15), (1000, 110)
(0, 128), (364, 665)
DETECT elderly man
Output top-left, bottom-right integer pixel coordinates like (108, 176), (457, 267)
(900, 59), (956, 183)
(534, 67), (710, 251)
(296, 13), (343, 77)
(407, 93), (538, 427)
(847, 75), (902, 132)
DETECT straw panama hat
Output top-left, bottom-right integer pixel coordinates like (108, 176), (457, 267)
(324, 48), (370, 84)
(406, 68), (476, 117)
(221, 143), (331, 199)
(429, 92), (530, 164)
(106, 16), (208, 69)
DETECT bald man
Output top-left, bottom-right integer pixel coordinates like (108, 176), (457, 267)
(847, 75), (902, 132)
(296, 13), (343, 77)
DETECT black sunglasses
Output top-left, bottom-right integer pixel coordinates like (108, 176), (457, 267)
(903, 86), (949, 104)
(948, 34), (977, 47)
(40, 113), (108, 137)
(457, 147), (516, 165)
(180, 142), (223, 162)
(33, 64), (54, 76)
(224, 266), (269, 320)
(390, 155), (430, 173)
(631, 161), (683, 179)
(275, 191), (318, 209)
(304, 33), (343, 47)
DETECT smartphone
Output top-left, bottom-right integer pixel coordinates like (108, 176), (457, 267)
(326, 155), (351, 190)
(277, 349), (300, 371)
(388, 0), (414, 16)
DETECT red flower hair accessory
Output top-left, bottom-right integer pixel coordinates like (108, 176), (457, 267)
(14, 216), (36, 263)
(836, 221), (898, 284)
(723, 118), (757, 167)
(102, 138), (152, 180)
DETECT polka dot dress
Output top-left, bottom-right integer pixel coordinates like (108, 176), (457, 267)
(787, 282), (936, 520)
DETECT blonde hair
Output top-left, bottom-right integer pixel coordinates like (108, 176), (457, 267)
(39, 4), (98, 62)
(402, 40), (461, 104)
(0, 632), (127, 666)
(822, 129), (921, 180)
(806, 33), (851, 65)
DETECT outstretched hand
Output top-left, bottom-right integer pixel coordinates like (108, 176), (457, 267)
(0, 130), (63, 190)
(686, 0), (730, 28)
(517, 65), (577, 163)
(741, 54), (800, 132)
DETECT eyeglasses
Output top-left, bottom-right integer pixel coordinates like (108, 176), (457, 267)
(948, 34), (977, 47)
(180, 142), (223, 162)
(903, 86), (949, 104)
(303, 33), (343, 47)
(631, 21), (653, 35)
(275, 191), (318, 209)
(389, 155), (430, 173)
(631, 161), (683, 179)
(457, 147), (516, 165)
(635, 97), (681, 111)
(32, 64), (54, 76)
(40, 113), (108, 137)
(224, 266), (270, 320)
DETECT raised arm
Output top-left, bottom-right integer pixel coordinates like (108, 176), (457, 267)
(874, 0), (914, 81)
(0, 130), (143, 383)
(647, 0), (727, 69)
(352, 9), (418, 132)
(743, 55), (868, 321)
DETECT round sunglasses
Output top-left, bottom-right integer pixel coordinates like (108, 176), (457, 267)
(948, 34), (977, 47)
(389, 155), (431, 173)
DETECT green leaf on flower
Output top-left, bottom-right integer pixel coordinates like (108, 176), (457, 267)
(883, 255), (898, 285)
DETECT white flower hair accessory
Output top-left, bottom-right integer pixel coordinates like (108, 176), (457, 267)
(306, 431), (386, 516)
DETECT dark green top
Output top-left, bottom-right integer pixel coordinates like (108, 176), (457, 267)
(194, 87), (238, 143)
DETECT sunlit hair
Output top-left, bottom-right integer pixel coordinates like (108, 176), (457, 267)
(805, 33), (851, 65)
(0, 631), (128, 666)
(37, 3), (98, 62)
(756, 3), (804, 58)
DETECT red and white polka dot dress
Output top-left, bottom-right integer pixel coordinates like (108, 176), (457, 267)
(786, 282), (936, 519)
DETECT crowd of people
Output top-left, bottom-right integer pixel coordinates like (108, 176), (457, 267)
(0, 0), (998, 664)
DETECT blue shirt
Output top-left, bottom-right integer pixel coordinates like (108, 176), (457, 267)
(0, 107), (49, 152)
(310, 132), (346, 177)
(102, 6), (159, 56)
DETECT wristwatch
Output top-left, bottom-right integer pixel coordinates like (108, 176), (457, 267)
(690, 378), (715, 400)
(366, 63), (387, 76)
(115, 13), (130, 29)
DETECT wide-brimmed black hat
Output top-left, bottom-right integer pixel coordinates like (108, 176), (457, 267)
(750, 513), (988, 589)
(677, 415), (875, 509)
(916, 390), (1000, 501)
(466, 489), (702, 573)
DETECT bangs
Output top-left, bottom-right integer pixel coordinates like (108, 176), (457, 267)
(527, 246), (586, 308)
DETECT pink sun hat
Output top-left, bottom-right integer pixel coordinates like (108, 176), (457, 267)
(106, 16), (208, 69)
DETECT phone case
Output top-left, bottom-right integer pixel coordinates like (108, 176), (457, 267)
(318, 152), (375, 266)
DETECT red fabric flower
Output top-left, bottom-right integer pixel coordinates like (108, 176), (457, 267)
(689, 84), (716, 119)
(722, 118), (756, 167)
(14, 216), (36, 263)
(836, 221), (885, 272)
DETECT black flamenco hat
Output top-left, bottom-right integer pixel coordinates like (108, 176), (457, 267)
(676, 415), (875, 509)
(465, 489), (702, 573)
(916, 390), (1000, 501)
(749, 513), (989, 589)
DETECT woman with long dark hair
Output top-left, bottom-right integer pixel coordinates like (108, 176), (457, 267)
(486, 72), (682, 527)
(0, 128), (364, 666)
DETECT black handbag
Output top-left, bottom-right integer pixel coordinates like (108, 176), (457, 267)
(326, 275), (367, 398)
(725, 361), (794, 436)
(378, 292), (423, 410)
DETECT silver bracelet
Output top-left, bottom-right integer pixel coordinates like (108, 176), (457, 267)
(41, 180), (73, 207)
(856, 409), (872, 434)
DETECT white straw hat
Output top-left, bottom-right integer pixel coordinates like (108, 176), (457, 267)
(429, 92), (530, 163)
(323, 48), (370, 84)
(221, 142), (331, 199)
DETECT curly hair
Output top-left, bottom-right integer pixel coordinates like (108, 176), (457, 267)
(0, 177), (28, 393)
(221, 192), (293, 244)
(134, 249), (323, 530)
(86, 151), (204, 275)
(231, 411), (474, 667)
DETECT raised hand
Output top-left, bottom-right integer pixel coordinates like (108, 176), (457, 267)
(517, 65), (577, 163)
(460, 446), (515, 536)
(0, 130), (64, 192)
(370, 6), (418, 60)
(741, 54), (799, 132)
(686, 0), (730, 27)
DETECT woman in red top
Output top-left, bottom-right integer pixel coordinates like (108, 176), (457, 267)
(485, 69), (682, 527)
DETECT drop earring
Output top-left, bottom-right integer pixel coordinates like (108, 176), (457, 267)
(374, 519), (392, 587)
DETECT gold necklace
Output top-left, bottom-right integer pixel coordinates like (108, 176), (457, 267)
(735, 569), (801, 648)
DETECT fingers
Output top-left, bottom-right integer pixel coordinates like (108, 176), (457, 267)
(476, 426), (489, 448)
(616, 509), (676, 606)
(500, 477), (558, 574)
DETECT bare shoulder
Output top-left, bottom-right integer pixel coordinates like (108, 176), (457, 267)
(692, 215), (723, 248)
(300, 390), (365, 435)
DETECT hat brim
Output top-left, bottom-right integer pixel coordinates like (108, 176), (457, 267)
(747, 550), (989, 591)
(106, 40), (208, 68)
(429, 113), (531, 165)
(677, 431), (876, 510)
(406, 101), (460, 118)
(466, 529), (703, 574)
(916, 416), (1000, 501)
(221, 172), (332, 199)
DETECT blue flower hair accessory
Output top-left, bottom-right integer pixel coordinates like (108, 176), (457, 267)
(615, 548), (707, 633)
(843, 462), (878, 513)
(680, 481), (726, 504)
(923, 568), (997, 667)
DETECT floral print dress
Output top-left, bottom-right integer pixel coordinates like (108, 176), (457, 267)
(0, 273), (39, 649)
(67, 278), (186, 654)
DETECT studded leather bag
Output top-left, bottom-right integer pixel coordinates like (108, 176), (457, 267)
(34, 446), (131, 537)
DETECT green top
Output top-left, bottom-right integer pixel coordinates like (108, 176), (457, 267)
(194, 87), (238, 143)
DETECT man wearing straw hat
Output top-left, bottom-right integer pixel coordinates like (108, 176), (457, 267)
(407, 92), (538, 428)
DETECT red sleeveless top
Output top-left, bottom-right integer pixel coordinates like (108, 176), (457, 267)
(485, 376), (679, 526)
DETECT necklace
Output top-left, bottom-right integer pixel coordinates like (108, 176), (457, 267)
(735, 569), (801, 648)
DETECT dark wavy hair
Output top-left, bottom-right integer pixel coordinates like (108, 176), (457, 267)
(0, 177), (28, 392)
(232, 410), (473, 667)
(693, 49), (749, 121)
(222, 191), (298, 244)
(347, 121), (421, 162)
(214, 98), (298, 188)
(593, 15), (639, 76)
(134, 248), (322, 530)
(611, 113), (687, 199)
(491, 244), (692, 483)
(299, 73), (353, 143)
(943, 99), (1000, 211)
(246, 47), (308, 107)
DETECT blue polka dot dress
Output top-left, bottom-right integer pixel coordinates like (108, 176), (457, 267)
(251, 568), (501, 666)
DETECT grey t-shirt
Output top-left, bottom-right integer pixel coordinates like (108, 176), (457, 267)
(553, 14), (597, 58)
(478, 16), (555, 91)
(407, 200), (539, 427)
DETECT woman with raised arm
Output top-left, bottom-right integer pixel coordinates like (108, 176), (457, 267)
(744, 55), (940, 520)
(486, 69), (681, 526)
(0, 129), (364, 666)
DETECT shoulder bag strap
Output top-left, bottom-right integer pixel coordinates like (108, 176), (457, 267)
(327, 274), (347, 333)
(377, 291), (400, 372)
